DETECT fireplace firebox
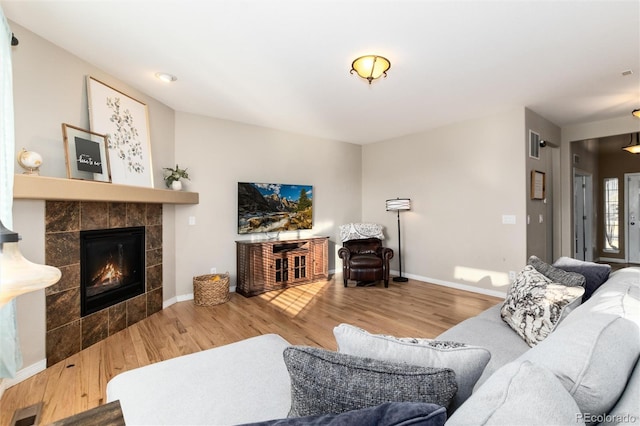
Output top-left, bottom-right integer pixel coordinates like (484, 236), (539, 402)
(80, 226), (145, 316)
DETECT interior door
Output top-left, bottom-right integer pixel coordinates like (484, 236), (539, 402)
(573, 171), (593, 261)
(626, 173), (640, 264)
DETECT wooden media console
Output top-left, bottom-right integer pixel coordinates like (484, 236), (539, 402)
(236, 236), (329, 296)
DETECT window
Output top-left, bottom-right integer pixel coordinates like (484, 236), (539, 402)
(603, 178), (619, 252)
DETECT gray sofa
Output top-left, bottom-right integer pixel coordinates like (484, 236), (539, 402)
(440, 266), (640, 425)
(107, 267), (640, 425)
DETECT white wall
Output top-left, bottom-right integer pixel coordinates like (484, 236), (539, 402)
(172, 112), (362, 297)
(361, 108), (526, 295)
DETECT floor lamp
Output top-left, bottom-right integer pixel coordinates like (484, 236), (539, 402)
(386, 198), (410, 282)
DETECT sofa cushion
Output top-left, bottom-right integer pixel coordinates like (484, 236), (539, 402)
(528, 255), (586, 287)
(559, 267), (640, 327)
(349, 254), (383, 268)
(446, 360), (585, 426)
(436, 304), (530, 390)
(519, 314), (640, 416)
(501, 265), (584, 346)
(552, 256), (611, 301)
(239, 402), (447, 426)
(333, 323), (490, 412)
(599, 358), (640, 426)
(282, 346), (457, 417)
(106, 334), (292, 425)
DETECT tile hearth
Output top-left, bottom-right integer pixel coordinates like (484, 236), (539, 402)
(44, 200), (163, 366)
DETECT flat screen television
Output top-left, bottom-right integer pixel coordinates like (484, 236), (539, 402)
(238, 182), (313, 234)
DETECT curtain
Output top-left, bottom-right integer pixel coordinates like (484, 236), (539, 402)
(0, 5), (22, 379)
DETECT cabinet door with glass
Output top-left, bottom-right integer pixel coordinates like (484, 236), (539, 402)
(287, 252), (308, 283)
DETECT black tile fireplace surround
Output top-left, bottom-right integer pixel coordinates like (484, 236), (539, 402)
(45, 200), (163, 366)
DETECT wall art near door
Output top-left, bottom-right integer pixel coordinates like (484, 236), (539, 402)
(87, 76), (154, 188)
(238, 182), (313, 234)
(531, 170), (546, 200)
(62, 123), (111, 182)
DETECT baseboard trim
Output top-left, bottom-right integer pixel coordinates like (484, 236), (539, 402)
(0, 359), (47, 398)
(162, 296), (178, 309)
(166, 270), (505, 308)
(391, 270), (507, 299)
(598, 257), (627, 264)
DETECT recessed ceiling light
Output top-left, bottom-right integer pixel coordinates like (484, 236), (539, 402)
(155, 72), (177, 83)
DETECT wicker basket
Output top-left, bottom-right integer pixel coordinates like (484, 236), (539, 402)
(193, 273), (230, 306)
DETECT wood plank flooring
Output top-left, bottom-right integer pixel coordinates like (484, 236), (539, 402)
(0, 276), (501, 425)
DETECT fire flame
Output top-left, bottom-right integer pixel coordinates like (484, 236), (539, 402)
(92, 260), (124, 287)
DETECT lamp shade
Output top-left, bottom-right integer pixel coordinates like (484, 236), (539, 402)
(0, 220), (61, 307)
(623, 144), (640, 154)
(386, 198), (411, 211)
(351, 55), (391, 84)
(632, 109), (640, 118)
(623, 133), (640, 154)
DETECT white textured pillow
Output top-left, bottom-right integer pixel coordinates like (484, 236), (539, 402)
(501, 265), (584, 347)
(333, 323), (491, 411)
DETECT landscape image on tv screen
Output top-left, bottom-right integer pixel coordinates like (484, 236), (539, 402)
(238, 182), (313, 234)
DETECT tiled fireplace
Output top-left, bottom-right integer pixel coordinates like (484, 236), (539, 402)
(44, 200), (163, 366)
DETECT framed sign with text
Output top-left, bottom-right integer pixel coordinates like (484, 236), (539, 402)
(62, 123), (111, 182)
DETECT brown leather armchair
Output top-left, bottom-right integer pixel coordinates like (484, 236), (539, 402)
(338, 238), (394, 287)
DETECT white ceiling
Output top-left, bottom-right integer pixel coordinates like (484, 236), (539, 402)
(3, 0), (639, 144)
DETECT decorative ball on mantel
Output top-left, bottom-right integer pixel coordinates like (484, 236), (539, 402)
(17, 148), (43, 175)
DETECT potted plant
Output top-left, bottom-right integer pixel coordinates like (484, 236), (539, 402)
(163, 164), (190, 190)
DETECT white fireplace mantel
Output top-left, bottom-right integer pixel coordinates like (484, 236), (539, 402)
(13, 174), (199, 204)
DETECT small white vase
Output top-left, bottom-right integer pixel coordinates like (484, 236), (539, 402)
(171, 180), (182, 191)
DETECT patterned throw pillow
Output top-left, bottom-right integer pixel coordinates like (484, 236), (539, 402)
(501, 266), (585, 347)
(283, 346), (457, 417)
(527, 255), (586, 287)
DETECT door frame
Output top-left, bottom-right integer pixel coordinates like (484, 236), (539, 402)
(625, 172), (640, 264)
(573, 168), (593, 261)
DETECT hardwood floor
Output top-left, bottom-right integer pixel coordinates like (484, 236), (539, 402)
(0, 276), (501, 425)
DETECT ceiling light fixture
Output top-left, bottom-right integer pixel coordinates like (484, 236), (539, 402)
(622, 132), (640, 154)
(155, 72), (177, 83)
(350, 55), (391, 84)
(632, 109), (640, 118)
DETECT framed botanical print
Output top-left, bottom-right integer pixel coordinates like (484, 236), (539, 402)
(86, 76), (154, 188)
(62, 123), (111, 182)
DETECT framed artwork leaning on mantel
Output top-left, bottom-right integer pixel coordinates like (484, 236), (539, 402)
(86, 76), (154, 188)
